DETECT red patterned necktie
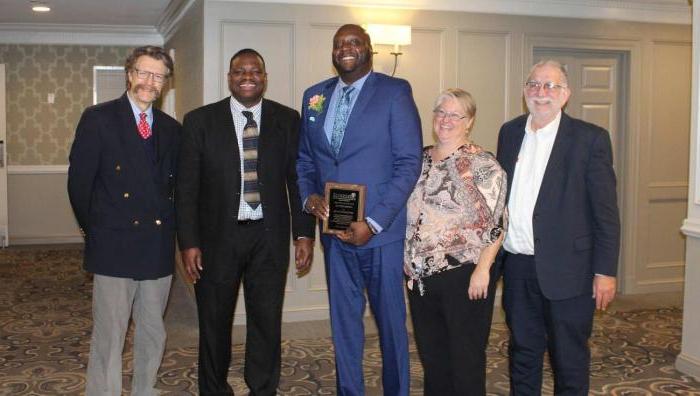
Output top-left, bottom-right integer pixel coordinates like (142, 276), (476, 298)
(137, 112), (152, 139)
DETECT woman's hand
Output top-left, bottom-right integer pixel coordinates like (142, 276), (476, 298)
(468, 266), (490, 300)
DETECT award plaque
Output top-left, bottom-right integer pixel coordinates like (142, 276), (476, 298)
(323, 182), (366, 234)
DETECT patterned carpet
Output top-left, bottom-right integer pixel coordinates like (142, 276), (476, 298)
(1, 248), (699, 395)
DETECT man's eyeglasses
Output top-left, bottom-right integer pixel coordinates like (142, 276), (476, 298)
(133, 68), (167, 83)
(524, 80), (567, 93)
(433, 109), (466, 122)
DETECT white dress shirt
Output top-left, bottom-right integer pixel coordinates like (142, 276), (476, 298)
(230, 96), (263, 221)
(503, 111), (562, 255)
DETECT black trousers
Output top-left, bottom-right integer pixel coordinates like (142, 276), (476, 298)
(502, 253), (595, 396)
(407, 262), (498, 396)
(195, 220), (287, 396)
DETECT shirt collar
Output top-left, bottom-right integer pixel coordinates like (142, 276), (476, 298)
(126, 92), (153, 122)
(230, 95), (262, 115)
(525, 110), (562, 136)
(336, 70), (371, 92)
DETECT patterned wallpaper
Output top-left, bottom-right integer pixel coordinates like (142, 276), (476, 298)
(0, 45), (132, 165)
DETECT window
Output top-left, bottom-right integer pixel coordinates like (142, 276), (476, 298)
(93, 66), (125, 105)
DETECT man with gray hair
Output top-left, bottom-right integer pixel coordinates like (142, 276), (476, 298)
(68, 45), (180, 395)
(496, 60), (620, 395)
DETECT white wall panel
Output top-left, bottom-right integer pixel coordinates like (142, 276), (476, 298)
(456, 30), (511, 152)
(8, 172), (82, 244)
(220, 21), (295, 108)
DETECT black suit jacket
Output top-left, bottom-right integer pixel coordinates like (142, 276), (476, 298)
(68, 93), (181, 279)
(496, 112), (620, 300)
(176, 97), (315, 282)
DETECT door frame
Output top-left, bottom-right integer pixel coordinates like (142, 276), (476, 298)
(523, 35), (641, 294)
(0, 64), (8, 247)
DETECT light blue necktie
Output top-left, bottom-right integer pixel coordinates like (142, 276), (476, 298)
(330, 86), (355, 156)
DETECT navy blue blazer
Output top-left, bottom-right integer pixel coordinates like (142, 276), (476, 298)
(297, 72), (423, 248)
(496, 112), (620, 300)
(68, 93), (181, 279)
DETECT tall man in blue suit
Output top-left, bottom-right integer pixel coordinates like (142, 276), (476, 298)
(68, 46), (180, 395)
(497, 60), (620, 395)
(297, 24), (422, 396)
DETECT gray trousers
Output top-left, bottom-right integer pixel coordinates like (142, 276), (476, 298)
(85, 274), (172, 396)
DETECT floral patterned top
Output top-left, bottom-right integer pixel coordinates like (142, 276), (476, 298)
(404, 144), (508, 295)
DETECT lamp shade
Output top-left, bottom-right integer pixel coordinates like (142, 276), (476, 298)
(365, 24), (411, 46)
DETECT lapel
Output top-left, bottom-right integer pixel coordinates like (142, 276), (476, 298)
(502, 116), (526, 198)
(340, 72), (377, 141)
(338, 72), (376, 157)
(534, 112), (575, 210)
(154, 109), (173, 164)
(117, 93), (155, 196)
(317, 78), (337, 128)
(310, 78), (338, 154)
(258, 99), (276, 172)
(214, 97), (240, 177)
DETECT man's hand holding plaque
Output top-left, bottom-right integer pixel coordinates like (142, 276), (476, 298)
(323, 182), (366, 234)
(304, 194), (329, 220)
(337, 220), (373, 246)
(306, 182), (370, 245)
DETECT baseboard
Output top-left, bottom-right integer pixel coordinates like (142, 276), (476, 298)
(7, 165), (69, 175)
(624, 280), (684, 294)
(235, 289), (506, 325)
(10, 235), (84, 245)
(233, 306), (332, 325)
(676, 352), (700, 380)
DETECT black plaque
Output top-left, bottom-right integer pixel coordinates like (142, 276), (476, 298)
(323, 182), (366, 234)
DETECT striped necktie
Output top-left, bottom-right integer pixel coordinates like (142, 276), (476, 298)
(241, 111), (260, 210)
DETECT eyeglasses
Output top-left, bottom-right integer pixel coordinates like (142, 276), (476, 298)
(132, 68), (167, 83)
(433, 109), (466, 122)
(524, 80), (567, 93)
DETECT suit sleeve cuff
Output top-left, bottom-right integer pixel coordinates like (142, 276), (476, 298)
(366, 217), (383, 234)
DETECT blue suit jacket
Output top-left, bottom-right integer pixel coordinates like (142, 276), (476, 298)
(297, 72), (422, 248)
(68, 93), (181, 279)
(496, 112), (620, 300)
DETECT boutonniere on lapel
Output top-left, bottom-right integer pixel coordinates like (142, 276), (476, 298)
(307, 94), (326, 122)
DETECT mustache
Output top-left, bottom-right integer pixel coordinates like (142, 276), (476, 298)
(133, 83), (161, 95)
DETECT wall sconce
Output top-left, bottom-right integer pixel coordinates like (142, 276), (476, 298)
(365, 24), (412, 77)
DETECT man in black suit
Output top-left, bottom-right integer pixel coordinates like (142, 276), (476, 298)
(176, 48), (315, 395)
(496, 59), (620, 395)
(68, 46), (180, 395)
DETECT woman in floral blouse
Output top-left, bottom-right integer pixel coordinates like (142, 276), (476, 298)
(405, 88), (507, 395)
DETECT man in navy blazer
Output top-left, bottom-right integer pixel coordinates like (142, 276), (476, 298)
(297, 24), (422, 396)
(496, 60), (620, 395)
(68, 46), (180, 395)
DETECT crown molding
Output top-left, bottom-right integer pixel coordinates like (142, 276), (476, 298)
(158, 0), (199, 43)
(229, 0), (691, 25)
(0, 0), (690, 48)
(0, 23), (163, 46)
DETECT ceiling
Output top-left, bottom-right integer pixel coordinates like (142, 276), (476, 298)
(0, 0), (172, 26)
(0, 0), (692, 35)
